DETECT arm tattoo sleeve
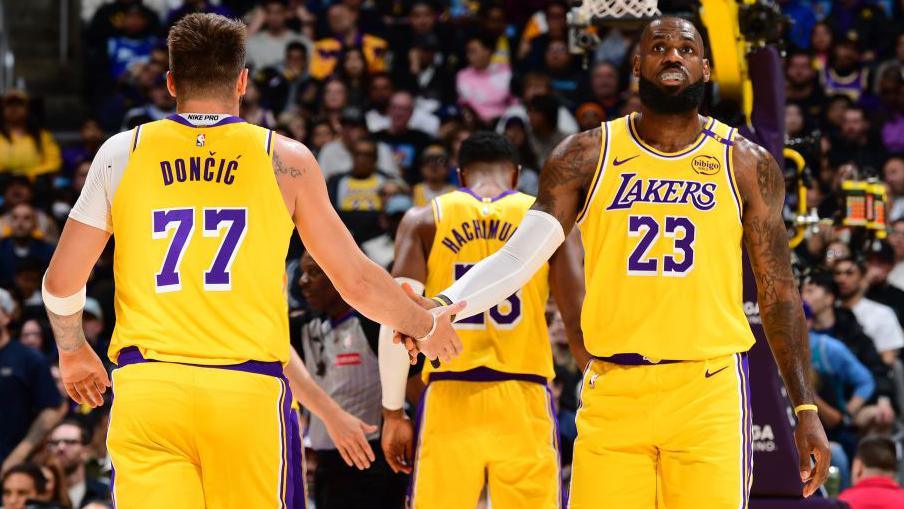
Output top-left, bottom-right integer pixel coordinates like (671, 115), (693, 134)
(46, 309), (89, 353)
(743, 144), (814, 407)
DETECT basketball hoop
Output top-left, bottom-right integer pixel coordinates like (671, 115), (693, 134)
(573, 0), (660, 24)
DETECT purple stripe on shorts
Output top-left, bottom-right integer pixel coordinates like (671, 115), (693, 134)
(116, 346), (284, 377)
(735, 352), (752, 508)
(545, 386), (564, 509)
(281, 376), (306, 509)
(742, 353), (753, 499)
(593, 353), (683, 366)
(428, 366), (547, 385)
(407, 386), (431, 506)
(166, 114), (246, 127)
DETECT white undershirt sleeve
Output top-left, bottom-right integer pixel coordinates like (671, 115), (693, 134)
(441, 210), (565, 320)
(379, 277), (425, 411)
(68, 130), (133, 233)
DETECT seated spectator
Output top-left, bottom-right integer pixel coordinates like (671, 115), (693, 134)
(165, 0), (232, 27)
(576, 103), (606, 132)
(527, 95), (567, 166)
(810, 22), (832, 71)
(886, 218), (904, 289)
(318, 78), (350, 133)
(586, 62), (623, 120)
(47, 420), (110, 508)
(785, 50), (826, 122)
(518, 1), (569, 71)
(326, 138), (392, 242)
(412, 145), (455, 207)
(828, 106), (885, 176)
(373, 92), (434, 184)
(255, 42), (316, 116)
(364, 73), (395, 133)
(456, 33), (515, 126)
(501, 117), (540, 195)
(1, 463), (49, 509)
(838, 436), (904, 508)
(310, 3), (388, 80)
(785, 103), (810, 140)
(0, 298), (62, 475)
(61, 118), (105, 178)
(875, 66), (904, 153)
(541, 40), (590, 111)
(803, 272), (898, 407)
(307, 119), (336, 157)
(246, 0), (312, 72)
(495, 72), (578, 136)
(0, 204), (55, 287)
(826, 0), (890, 61)
(19, 318), (54, 363)
(361, 193), (412, 269)
(293, 251), (407, 507)
(86, 0), (160, 52)
(336, 48), (370, 111)
(864, 240), (904, 327)
(14, 258), (46, 311)
(366, 79), (439, 137)
(0, 90), (62, 178)
(104, 5), (159, 80)
(120, 76), (176, 130)
(318, 109), (398, 179)
(239, 81), (276, 129)
(834, 257), (904, 365)
(820, 37), (869, 103)
(38, 458), (72, 508)
(401, 34), (457, 124)
(0, 177), (60, 242)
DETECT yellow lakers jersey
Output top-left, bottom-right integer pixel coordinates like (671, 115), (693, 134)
(424, 189), (553, 379)
(578, 114), (755, 361)
(109, 115), (294, 365)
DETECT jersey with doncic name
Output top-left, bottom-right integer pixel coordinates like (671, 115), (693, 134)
(577, 114), (755, 361)
(69, 113), (294, 366)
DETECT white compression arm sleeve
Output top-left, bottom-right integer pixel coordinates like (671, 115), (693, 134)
(442, 210), (565, 320)
(379, 277), (425, 411)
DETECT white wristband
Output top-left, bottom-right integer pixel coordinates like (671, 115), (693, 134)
(42, 274), (87, 316)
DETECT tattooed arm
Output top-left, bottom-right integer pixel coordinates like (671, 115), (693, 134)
(733, 136), (830, 497)
(271, 134), (463, 361)
(533, 128), (602, 233)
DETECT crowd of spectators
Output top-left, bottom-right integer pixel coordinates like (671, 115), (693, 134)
(2, 0), (904, 507)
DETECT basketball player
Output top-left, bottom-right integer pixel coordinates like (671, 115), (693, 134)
(40, 14), (462, 508)
(378, 132), (588, 508)
(401, 17), (830, 507)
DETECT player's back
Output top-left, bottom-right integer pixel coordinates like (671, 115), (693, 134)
(109, 114), (294, 365)
(578, 114), (755, 361)
(424, 189), (552, 379)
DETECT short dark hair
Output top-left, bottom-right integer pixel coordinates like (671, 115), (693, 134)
(805, 271), (838, 298)
(458, 131), (518, 171)
(855, 436), (898, 472)
(53, 418), (91, 445)
(528, 95), (560, 128)
(1, 463), (46, 493)
(466, 32), (498, 52)
(286, 41), (307, 57)
(168, 13), (247, 99)
(835, 255), (866, 275)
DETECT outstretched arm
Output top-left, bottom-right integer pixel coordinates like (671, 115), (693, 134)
(734, 136), (829, 497)
(433, 128), (601, 317)
(272, 134), (463, 361)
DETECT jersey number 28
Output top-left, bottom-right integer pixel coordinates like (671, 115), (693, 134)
(152, 207), (247, 292)
(453, 263), (522, 329)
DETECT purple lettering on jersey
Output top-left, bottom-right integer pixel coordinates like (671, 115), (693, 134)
(204, 158), (216, 181)
(461, 221), (474, 241)
(451, 229), (467, 248)
(174, 159), (187, 182)
(189, 157), (201, 181)
(202, 208), (247, 290)
(152, 208), (194, 291)
(498, 223), (514, 242)
(441, 237), (460, 254)
(471, 220), (484, 239)
(160, 161), (174, 186)
(606, 173), (717, 212)
(224, 160), (238, 185)
(487, 220), (500, 239)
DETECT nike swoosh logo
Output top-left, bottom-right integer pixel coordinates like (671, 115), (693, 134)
(613, 155), (639, 166)
(705, 366), (728, 378)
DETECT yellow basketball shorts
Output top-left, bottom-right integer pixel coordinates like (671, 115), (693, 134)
(408, 368), (562, 509)
(107, 347), (305, 509)
(569, 353), (752, 509)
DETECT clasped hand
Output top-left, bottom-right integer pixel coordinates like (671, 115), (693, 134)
(394, 284), (465, 364)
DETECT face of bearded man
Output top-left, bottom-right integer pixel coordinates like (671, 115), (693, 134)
(638, 74), (706, 114)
